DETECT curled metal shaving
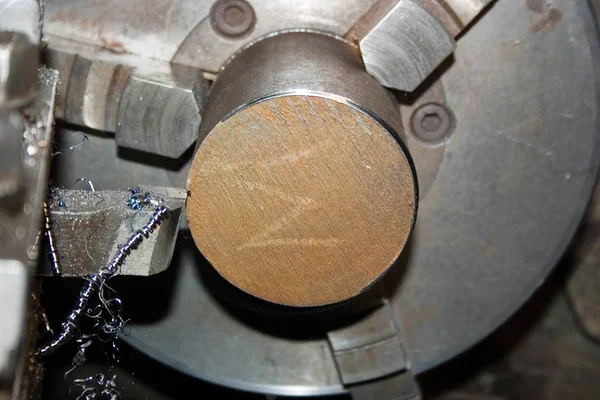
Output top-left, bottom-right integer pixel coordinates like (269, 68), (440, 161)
(72, 178), (96, 192)
(43, 201), (61, 275)
(36, 206), (169, 357)
(127, 187), (161, 211)
(52, 131), (89, 156)
(70, 374), (120, 400)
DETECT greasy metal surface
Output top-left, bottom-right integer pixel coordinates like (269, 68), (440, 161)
(414, 0), (463, 36)
(328, 303), (398, 352)
(359, 0), (455, 92)
(353, 0), (496, 92)
(43, 0), (376, 73)
(411, 0), (495, 36)
(40, 187), (185, 276)
(327, 302), (407, 385)
(44, 49), (132, 131)
(124, 0), (600, 395)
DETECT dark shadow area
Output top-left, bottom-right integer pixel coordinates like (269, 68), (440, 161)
(392, 55), (455, 107)
(39, 239), (184, 327)
(40, 247), (598, 400)
(107, 254), (182, 325)
(419, 251), (576, 398)
(381, 233), (414, 300)
(117, 144), (195, 173)
(51, 120), (196, 173)
(40, 334), (350, 400)
(186, 229), (414, 340)
(189, 235), (381, 339)
(54, 120), (114, 139)
(50, 121), (192, 190)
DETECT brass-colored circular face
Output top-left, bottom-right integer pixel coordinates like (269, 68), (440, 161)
(186, 94), (416, 307)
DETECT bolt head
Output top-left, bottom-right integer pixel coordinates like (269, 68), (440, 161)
(210, 0), (256, 39)
(410, 102), (455, 144)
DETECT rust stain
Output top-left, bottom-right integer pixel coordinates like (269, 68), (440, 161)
(525, 0), (547, 13)
(100, 39), (127, 54)
(530, 6), (563, 33)
(188, 95), (416, 306)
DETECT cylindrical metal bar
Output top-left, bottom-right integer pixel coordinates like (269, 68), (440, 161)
(199, 30), (406, 142)
(187, 31), (417, 307)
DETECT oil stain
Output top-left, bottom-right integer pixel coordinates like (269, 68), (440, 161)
(530, 6), (563, 33)
(526, 0), (563, 33)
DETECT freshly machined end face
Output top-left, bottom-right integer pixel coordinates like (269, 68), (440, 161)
(186, 93), (416, 307)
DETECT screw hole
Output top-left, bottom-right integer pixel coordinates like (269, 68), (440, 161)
(420, 112), (442, 133)
(210, 0), (256, 39)
(223, 5), (246, 26)
(410, 102), (455, 145)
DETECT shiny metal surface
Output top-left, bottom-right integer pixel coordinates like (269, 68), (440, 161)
(45, 49), (208, 158)
(116, 70), (206, 159)
(199, 31), (406, 142)
(359, 0), (455, 92)
(354, 0), (495, 92)
(123, 0), (600, 395)
(39, 187), (186, 276)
